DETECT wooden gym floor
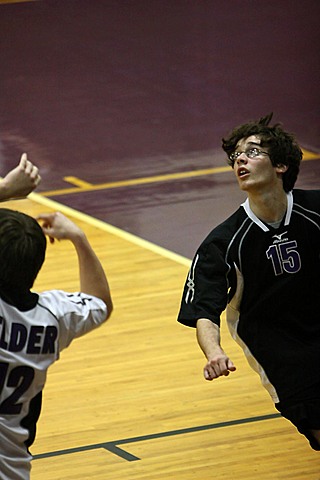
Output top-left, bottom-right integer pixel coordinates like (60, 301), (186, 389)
(0, 1), (319, 478)
(3, 193), (319, 480)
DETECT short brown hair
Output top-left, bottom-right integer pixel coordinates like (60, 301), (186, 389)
(222, 113), (303, 192)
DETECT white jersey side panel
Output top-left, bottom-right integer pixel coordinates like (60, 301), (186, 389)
(226, 264), (279, 403)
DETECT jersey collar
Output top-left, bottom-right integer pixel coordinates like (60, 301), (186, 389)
(241, 191), (293, 231)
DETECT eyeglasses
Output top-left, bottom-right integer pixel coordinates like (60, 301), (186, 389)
(229, 147), (269, 163)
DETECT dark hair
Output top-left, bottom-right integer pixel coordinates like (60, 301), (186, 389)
(0, 209), (46, 291)
(222, 113), (303, 192)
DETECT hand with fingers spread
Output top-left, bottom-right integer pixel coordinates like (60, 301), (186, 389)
(0, 152), (41, 200)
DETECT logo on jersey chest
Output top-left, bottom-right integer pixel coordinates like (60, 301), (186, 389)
(272, 231), (288, 244)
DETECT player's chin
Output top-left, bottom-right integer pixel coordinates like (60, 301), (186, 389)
(237, 179), (250, 191)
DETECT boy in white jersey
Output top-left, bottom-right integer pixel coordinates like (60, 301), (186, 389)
(178, 114), (320, 450)
(0, 208), (113, 479)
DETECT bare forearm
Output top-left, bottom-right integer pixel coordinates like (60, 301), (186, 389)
(196, 318), (236, 380)
(72, 232), (113, 315)
(196, 318), (222, 359)
(38, 212), (113, 316)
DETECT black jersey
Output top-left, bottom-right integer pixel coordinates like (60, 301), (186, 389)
(178, 189), (320, 404)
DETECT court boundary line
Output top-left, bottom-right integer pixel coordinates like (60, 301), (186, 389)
(28, 192), (191, 267)
(32, 412), (281, 462)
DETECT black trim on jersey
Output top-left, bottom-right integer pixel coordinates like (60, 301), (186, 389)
(21, 391), (42, 449)
(67, 292), (94, 306)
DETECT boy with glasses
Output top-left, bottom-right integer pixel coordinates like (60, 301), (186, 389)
(177, 113), (320, 450)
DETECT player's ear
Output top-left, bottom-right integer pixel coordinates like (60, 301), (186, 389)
(275, 163), (288, 173)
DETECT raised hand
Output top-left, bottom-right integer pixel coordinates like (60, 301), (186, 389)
(0, 153), (41, 200)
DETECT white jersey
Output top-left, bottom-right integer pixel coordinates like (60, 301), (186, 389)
(0, 289), (107, 480)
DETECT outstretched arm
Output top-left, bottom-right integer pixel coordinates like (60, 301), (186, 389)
(0, 153), (41, 200)
(37, 212), (113, 317)
(196, 318), (236, 380)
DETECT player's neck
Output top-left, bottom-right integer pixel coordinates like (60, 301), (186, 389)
(247, 188), (288, 224)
